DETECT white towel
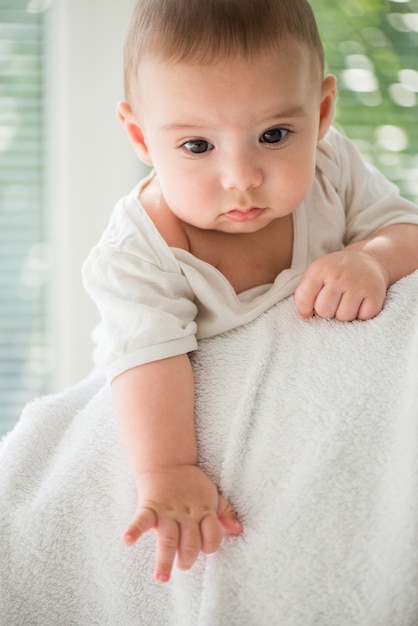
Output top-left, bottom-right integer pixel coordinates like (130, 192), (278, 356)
(1, 272), (418, 626)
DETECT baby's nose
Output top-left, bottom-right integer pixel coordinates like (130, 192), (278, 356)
(220, 155), (263, 191)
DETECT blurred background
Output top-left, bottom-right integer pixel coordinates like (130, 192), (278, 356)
(0, 0), (417, 435)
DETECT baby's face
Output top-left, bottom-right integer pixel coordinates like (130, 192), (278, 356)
(132, 41), (335, 233)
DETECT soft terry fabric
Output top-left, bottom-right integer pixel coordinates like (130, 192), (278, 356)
(82, 127), (418, 381)
(1, 271), (418, 626)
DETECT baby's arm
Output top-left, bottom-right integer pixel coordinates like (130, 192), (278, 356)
(112, 354), (242, 582)
(295, 223), (418, 321)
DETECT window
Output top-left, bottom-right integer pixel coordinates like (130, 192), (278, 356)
(0, 2), (49, 435)
(0, 0), (139, 437)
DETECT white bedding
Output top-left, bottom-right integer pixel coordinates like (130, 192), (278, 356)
(1, 272), (418, 625)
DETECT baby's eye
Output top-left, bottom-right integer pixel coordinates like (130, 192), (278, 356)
(260, 128), (288, 144)
(182, 139), (214, 154)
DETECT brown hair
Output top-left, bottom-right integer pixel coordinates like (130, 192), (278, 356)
(124, 0), (324, 104)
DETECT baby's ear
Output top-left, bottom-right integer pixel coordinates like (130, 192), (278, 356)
(317, 74), (337, 141)
(116, 101), (153, 166)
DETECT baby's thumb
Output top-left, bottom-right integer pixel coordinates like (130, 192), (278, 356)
(217, 495), (243, 535)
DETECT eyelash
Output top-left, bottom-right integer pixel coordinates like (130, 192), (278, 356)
(180, 127), (291, 156)
(260, 128), (289, 145)
(181, 139), (215, 155)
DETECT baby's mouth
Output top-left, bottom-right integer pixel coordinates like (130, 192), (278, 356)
(224, 207), (265, 222)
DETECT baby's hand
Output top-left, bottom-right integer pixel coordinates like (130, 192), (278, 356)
(122, 464), (242, 582)
(294, 249), (389, 321)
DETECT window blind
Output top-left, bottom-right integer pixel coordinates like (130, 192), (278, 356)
(0, 3), (50, 435)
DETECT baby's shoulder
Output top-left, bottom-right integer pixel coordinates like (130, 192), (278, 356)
(315, 126), (361, 194)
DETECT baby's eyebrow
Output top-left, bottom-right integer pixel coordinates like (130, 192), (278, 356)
(160, 122), (206, 132)
(160, 106), (307, 133)
(270, 105), (307, 120)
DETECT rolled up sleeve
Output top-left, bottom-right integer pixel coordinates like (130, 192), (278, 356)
(83, 246), (198, 381)
(333, 131), (418, 244)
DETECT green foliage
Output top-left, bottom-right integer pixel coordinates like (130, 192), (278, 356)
(311, 0), (418, 202)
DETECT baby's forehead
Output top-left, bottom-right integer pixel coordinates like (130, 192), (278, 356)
(131, 43), (322, 120)
(135, 39), (321, 88)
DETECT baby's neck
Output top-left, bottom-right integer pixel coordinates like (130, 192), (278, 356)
(183, 218), (294, 293)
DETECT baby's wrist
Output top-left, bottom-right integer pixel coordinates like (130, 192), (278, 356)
(135, 460), (199, 478)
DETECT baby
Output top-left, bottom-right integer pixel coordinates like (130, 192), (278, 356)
(83, 0), (418, 583)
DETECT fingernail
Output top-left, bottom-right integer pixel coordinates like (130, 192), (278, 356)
(156, 572), (170, 583)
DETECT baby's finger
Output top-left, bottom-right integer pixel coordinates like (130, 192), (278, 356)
(155, 517), (180, 582)
(217, 495), (243, 536)
(176, 521), (202, 571)
(311, 284), (343, 319)
(200, 513), (224, 554)
(357, 293), (386, 321)
(334, 291), (365, 322)
(122, 507), (157, 546)
(294, 274), (324, 318)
